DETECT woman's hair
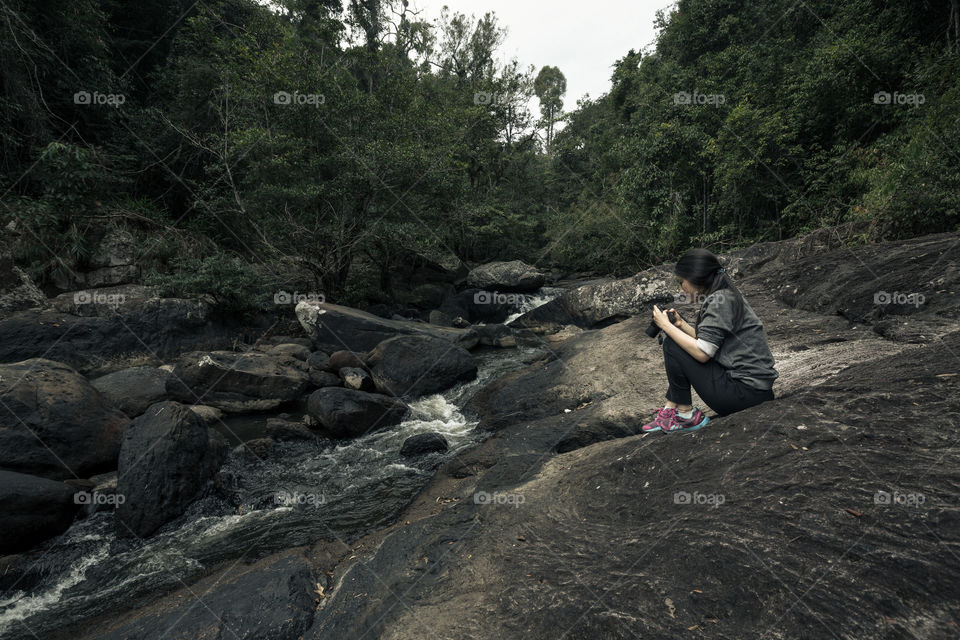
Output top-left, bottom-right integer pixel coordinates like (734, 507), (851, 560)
(674, 248), (745, 328)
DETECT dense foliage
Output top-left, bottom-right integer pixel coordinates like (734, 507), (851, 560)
(2, 0), (958, 307)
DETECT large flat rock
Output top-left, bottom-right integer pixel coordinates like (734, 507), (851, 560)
(296, 300), (479, 353)
(305, 328), (960, 639)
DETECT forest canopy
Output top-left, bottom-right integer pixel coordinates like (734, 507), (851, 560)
(2, 0), (958, 307)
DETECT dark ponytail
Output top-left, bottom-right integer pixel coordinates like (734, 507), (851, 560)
(674, 248), (745, 328)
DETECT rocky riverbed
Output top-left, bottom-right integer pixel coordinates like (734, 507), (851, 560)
(1, 228), (958, 640)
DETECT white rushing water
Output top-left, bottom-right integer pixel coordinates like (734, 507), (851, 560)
(0, 544), (110, 629)
(504, 287), (564, 325)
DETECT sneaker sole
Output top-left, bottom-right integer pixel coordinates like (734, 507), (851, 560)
(666, 415), (710, 433)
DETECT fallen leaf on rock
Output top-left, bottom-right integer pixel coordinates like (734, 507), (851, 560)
(665, 597), (675, 618)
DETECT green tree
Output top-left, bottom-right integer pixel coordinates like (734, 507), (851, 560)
(534, 65), (566, 149)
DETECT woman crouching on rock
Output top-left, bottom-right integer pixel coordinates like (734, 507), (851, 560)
(641, 248), (778, 433)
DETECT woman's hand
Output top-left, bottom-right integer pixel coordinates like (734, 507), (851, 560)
(652, 305), (672, 330)
(667, 308), (685, 327)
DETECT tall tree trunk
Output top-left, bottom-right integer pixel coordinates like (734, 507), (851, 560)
(952, 0), (960, 52)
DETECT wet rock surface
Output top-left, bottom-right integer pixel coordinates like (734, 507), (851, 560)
(21, 229), (960, 640)
(0, 470), (79, 554)
(165, 350), (311, 413)
(84, 554), (317, 640)
(306, 387), (409, 438)
(365, 334), (478, 398)
(0, 358), (130, 479)
(296, 301), (479, 353)
(115, 401), (227, 538)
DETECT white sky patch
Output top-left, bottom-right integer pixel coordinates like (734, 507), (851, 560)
(410, 0), (676, 114)
(255, 0), (676, 133)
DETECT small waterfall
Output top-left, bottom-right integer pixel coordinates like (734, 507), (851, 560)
(504, 287), (564, 324)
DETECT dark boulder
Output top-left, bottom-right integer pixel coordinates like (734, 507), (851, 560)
(188, 404), (224, 424)
(328, 350), (366, 372)
(90, 366), (172, 417)
(466, 260), (546, 292)
(306, 350), (331, 371)
(307, 387), (408, 439)
(400, 433), (449, 457)
(306, 351), (339, 387)
(339, 366), (374, 391)
(0, 294), (246, 376)
(115, 401), (228, 538)
(166, 351), (310, 413)
(296, 300), (478, 353)
(365, 334), (477, 397)
(0, 358), (130, 479)
(266, 419), (318, 442)
(309, 369), (341, 388)
(267, 343), (312, 360)
(0, 470), (79, 554)
(406, 282), (454, 310)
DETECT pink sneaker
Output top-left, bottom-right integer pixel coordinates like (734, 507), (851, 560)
(642, 407), (677, 433)
(642, 407), (710, 433)
(663, 408), (709, 433)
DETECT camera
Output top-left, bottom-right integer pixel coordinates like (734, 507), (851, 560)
(646, 308), (677, 338)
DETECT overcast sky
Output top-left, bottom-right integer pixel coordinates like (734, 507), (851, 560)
(407, 0), (677, 110)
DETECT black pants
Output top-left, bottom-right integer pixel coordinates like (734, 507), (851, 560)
(661, 334), (774, 417)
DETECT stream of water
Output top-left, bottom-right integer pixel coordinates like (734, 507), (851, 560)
(0, 334), (550, 639)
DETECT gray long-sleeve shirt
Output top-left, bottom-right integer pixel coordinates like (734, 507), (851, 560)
(694, 289), (779, 390)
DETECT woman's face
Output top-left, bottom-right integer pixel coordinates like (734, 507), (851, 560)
(678, 277), (698, 296)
